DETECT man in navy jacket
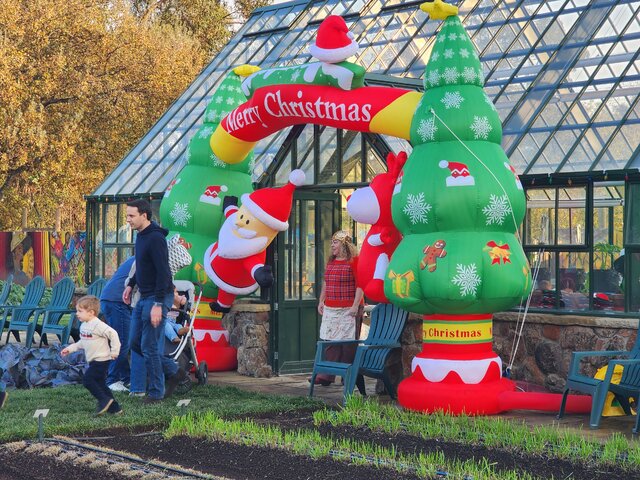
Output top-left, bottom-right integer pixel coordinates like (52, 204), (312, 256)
(123, 199), (185, 403)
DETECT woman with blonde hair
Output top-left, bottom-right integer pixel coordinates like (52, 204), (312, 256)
(313, 230), (364, 386)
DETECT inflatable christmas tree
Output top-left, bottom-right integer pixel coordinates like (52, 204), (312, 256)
(384, 3), (532, 414)
(159, 66), (257, 371)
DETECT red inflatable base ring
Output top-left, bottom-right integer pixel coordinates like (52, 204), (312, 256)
(197, 345), (238, 372)
(398, 374), (516, 415)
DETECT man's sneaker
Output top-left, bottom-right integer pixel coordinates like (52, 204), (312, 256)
(164, 368), (188, 398)
(96, 398), (114, 416)
(142, 396), (162, 405)
(108, 381), (129, 392)
(0, 391), (7, 409)
(129, 391), (145, 397)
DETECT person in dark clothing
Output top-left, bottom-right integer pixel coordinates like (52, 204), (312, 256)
(101, 256), (135, 391)
(123, 199), (185, 403)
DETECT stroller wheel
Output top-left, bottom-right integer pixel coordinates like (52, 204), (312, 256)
(197, 362), (208, 386)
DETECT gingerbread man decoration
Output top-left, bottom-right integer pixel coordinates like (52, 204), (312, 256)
(420, 239), (447, 272)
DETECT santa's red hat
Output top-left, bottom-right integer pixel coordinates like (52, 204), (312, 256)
(439, 160), (475, 187)
(309, 16), (359, 63)
(241, 170), (306, 231)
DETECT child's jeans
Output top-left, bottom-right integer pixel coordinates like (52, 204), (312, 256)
(83, 360), (115, 406)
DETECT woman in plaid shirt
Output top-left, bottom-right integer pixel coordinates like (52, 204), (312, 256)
(313, 230), (364, 386)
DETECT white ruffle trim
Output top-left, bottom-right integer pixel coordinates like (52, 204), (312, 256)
(412, 356), (502, 384)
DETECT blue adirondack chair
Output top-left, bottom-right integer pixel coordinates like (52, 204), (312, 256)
(31, 277), (77, 347)
(309, 303), (408, 405)
(558, 330), (640, 433)
(68, 277), (106, 343)
(3, 276), (46, 344)
(0, 274), (14, 333)
(6, 277), (73, 347)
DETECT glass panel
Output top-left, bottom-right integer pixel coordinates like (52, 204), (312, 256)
(525, 188), (556, 245)
(557, 187), (586, 245)
(117, 204), (132, 243)
(342, 131), (362, 183)
(558, 252), (589, 311)
(105, 204), (118, 244)
(318, 127), (338, 184)
(318, 198), (336, 286)
(528, 251), (557, 309)
(275, 149), (293, 187)
(95, 204), (103, 278)
(365, 142), (388, 182)
(302, 200), (316, 300)
(296, 124), (315, 184)
(103, 247), (119, 278)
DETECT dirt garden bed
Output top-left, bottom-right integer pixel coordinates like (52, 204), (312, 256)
(2, 409), (640, 479)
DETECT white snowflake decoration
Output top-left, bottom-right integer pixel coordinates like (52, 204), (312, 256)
(437, 35), (447, 44)
(219, 84), (226, 91)
(442, 67), (460, 84)
(459, 48), (470, 58)
(403, 192), (432, 224)
(441, 91), (464, 109)
(170, 202), (192, 227)
(477, 68), (485, 82)
(226, 97), (235, 105)
(444, 49), (454, 59)
(452, 263), (481, 297)
(430, 51), (440, 62)
(211, 153), (227, 168)
(427, 69), (441, 87)
(184, 148), (192, 163)
(462, 66), (478, 83)
(206, 110), (218, 123)
(215, 96), (223, 104)
(482, 194), (511, 225)
(291, 69), (301, 82)
(470, 115), (492, 139)
(448, 33), (459, 41)
(417, 117), (438, 142)
(198, 125), (215, 139)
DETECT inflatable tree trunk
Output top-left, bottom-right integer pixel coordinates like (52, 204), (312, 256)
(384, 11), (531, 414)
(159, 67), (256, 371)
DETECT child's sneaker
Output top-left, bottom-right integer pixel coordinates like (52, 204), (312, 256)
(96, 398), (114, 416)
(129, 391), (145, 397)
(0, 391), (7, 409)
(108, 381), (129, 392)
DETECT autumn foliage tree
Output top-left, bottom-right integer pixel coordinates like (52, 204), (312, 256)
(0, 0), (265, 231)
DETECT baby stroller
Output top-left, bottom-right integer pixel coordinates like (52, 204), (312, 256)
(165, 280), (208, 393)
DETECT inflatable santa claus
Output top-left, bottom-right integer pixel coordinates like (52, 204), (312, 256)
(204, 170), (306, 313)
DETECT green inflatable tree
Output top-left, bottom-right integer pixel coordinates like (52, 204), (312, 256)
(159, 68), (255, 299)
(384, 4), (532, 414)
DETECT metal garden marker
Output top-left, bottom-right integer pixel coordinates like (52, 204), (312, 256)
(177, 399), (191, 409)
(33, 409), (50, 442)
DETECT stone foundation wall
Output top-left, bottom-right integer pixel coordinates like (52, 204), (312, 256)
(493, 312), (638, 392)
(223, 301), (272, 378)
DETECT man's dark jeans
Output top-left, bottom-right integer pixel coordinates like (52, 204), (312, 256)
(129, 293), (178, 400)
(83, 360), (114, 406)
(103, 300), (131, 386)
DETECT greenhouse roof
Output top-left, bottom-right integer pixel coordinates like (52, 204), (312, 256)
(90, 0), (640, 199)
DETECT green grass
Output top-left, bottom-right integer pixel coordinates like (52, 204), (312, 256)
(0, 384), (322, 442)
(165, 411), (536, 480)
(313, 396), (640, 469)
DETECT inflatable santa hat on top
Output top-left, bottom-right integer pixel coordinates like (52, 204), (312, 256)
(309, 15), (359, 63)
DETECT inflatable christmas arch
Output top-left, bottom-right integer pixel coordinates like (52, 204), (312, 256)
(168, 0), (591, 414)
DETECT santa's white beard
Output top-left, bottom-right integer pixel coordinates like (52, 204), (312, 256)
(217, 213), (269, 259)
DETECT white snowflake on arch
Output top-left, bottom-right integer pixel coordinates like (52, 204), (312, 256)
(198, 125), (215, 139)
(484, 94), (497, 112)
(417, 117), (438, 142)
(205, 109), (218, 123)
(452, 263), (481, 297)
(215, 96), (223, 104)
(448, 33), (459, 41)
(430, 50), (440, 62)
(444, 49), (454, 59)
(462, 66), (478, 83)
(459, 48), (470, 58)
(170, 202), (192, 227)
(403, 192), (432, 224)
(441, 91), (464, 109)
(482, 194), (512, 225)
(470, 116), (492, 139)
(226, 97), (236, 105)
(442, 67), (460, 84)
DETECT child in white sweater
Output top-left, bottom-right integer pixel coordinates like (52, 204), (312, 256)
(62, 295), (122, 415)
